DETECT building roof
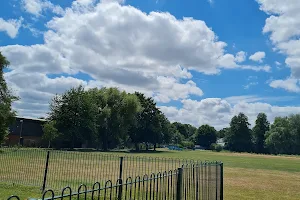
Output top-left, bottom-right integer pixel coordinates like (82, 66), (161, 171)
(16, 116), (47, 122)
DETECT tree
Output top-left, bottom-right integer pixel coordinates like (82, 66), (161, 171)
(225, 113), (252, 152)
(196, 124), (217, 149)
(0, 52), (17, 144)
(288, 114), (300, 154)
(129, 92), (166, 151)
(265, 116), (300, 155)
(265, 127), (294, 155)
(217, 128), (229, 138)
(49, 86), (98, 148)
(252, 113), (270, 153)
(173, 122), (197, 139)
(42, 120), (60, 148)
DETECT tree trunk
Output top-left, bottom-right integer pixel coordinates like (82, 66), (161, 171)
(146, 143), (149, 151)
(154, 143), (156, 151)
(135, 143), (140, 151)
(48, 140), (51, 148)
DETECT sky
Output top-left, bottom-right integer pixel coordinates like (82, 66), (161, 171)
(1, 0), (300, 129)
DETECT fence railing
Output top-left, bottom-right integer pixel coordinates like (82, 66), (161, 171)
(1, 148), (218, 191)
(7, 162), (223, 200)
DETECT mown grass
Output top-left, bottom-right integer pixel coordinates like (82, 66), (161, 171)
(1, 149), (300, 199)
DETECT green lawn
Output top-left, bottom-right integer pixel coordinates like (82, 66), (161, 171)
(1, 149), (300, 200)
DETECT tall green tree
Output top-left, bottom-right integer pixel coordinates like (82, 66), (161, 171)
(0, 52), (17, 144)
(49, 86), (97, 148)
(196, 124), (217, 149)
(129, 92), (166, 151)
(288, 114), (300, 154)
(225, 113), (252, 152)
(42, 120), (60, 148)
(252, 113), (270, 153)
(265, 115), (300, 155)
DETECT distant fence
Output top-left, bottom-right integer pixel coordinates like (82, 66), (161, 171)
(7, 163), (223, 200)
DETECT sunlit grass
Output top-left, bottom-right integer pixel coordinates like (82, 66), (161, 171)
(1, 149), (300, 199)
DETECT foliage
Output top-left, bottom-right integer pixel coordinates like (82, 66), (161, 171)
(217, 128), (228, 138)
(225, 113), (252, 152)
(173, 122), (197, 139)
(49, 86), (97, 148)
(42, 120), (60, 148)
(181, 140), (195, 149)
(210, 143), (223, 152)
(0, 52), (17, 144)
(265, 115), (300, 155)
(128, 92), (168, 151)
(252, 113), (269, 153)
(196, 124), (217, 149)
(48, 87), (173, 151)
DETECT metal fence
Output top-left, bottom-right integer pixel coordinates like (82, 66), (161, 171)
(1, 148), (221, 191)
(7, 162), (223, 200)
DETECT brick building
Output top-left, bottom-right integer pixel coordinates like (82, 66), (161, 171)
(5, 117), (46, 146)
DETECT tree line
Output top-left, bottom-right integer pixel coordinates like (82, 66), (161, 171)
(43, 86), (211, 151)
(44, 86), (300, 155)
(1, 52), (300, 155)
(222, 112), (300, 155)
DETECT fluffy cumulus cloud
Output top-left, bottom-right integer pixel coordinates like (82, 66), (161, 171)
(1, 0), (274, 118)
(269, 78), (300, 93)
(249, 51), (266, 63)
(0, 17), (23, 38)
(4, 71), (88, 117)
(21, 0), (64, 16)
(160, 97), (300, 130)
(235, 51), (247, 63)
(218, 51), (270, 71)
(257, 0), (300, 92)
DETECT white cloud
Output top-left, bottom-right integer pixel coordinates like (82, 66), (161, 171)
(4, 71), (88, 118)
(257, 0), (300, 91)
(249, 51), (266, 62)
(270, 78), (300, 93)
(235, 51), (246, 63)
(0, 1), (274, 118)
(275, 61), (281, 66)
(218, 53), (270, 71)
(160, 97), (300, 130)
(0, 17), (23, 38)
(21, 0), (64, 16)
(244, 82), (258, 89)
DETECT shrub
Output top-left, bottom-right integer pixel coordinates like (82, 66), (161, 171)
(210, 143), (223, 152)
(181, 141), (195, 149)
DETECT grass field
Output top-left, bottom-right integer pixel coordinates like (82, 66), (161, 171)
(1, 149), (300, 200)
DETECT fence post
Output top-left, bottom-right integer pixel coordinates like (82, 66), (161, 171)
(176, 168), (183, 200)
(118, 156), (124, 200)
(220, 162), (223, 200)
(41, 151), (50, 192)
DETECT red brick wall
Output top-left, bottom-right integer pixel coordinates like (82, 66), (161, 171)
(5, 135), (42, 146)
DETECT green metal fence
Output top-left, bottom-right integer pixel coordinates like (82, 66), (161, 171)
(7, 163), (223, 200)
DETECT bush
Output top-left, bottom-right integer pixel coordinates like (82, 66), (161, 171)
(181, 141), (195, 149)
(210, 143), (223, 152)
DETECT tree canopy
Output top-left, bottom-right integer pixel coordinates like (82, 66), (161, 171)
(252, 113), (270, 153)
(225, 113), (252, 152)
(0, 52), (17, 144)
(48, 87), (174, 151)
(196, 124), (217, 149)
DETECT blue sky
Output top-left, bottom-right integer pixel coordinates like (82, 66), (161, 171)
(1, 0), (300, 129)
